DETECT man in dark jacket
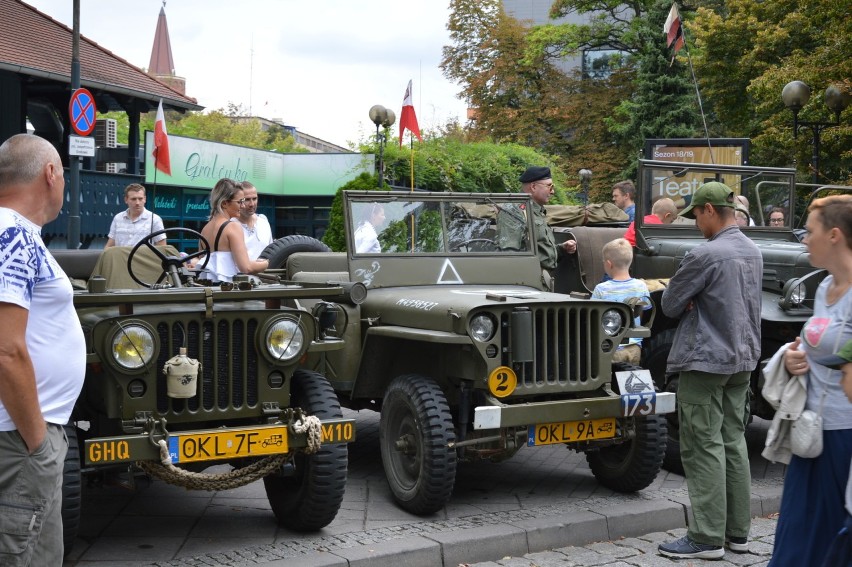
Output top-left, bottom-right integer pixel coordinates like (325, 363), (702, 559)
(657, 182), (762, 560)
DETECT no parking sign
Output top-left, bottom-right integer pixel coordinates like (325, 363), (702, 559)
(69, 88), (96, 136)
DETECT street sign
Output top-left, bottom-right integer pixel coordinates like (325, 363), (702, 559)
(69, 88), (97, 136)
(69, 135), (95, 157)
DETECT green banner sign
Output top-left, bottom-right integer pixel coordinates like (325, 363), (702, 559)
(144, 131), (373, 196)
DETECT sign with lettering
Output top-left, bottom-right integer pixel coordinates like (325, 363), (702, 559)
(643, 138), (749, 201)
(144, 131), (372, 196)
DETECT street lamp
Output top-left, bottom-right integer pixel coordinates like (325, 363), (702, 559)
(578, 169), (592, 205)
(369, 104), (396, 188)
(781, 81), (850, 183)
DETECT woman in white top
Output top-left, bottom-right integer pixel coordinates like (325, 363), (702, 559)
(199, 178), (269, 282)
(354, 203), (385, 253)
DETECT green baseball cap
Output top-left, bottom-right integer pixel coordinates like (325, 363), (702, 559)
(679, 182), (737, 219)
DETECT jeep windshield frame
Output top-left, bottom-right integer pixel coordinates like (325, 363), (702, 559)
(636, 160), (799, 237)
(343, 191), (545, 289)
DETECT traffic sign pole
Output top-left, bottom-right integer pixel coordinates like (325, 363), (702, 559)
(68, 0), (81, 249)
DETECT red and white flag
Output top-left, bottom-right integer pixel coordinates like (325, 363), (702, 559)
(398, 80), (422, 147)
(664, 4), (684, 55)
(153, 99), (171, 176)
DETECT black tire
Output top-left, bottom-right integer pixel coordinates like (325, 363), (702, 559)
(263, 370), (347, 531)
(585, 364), (667, 492)
(641, 329), (683, 475)
(380, 375), (457, 515)
(259, 235), (330, 270)
(61, 425), (81, 555)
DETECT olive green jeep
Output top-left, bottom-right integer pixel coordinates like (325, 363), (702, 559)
(552, 159), (851, 472)
(52, 228), (358, 550)
(286, 191), (676, 515)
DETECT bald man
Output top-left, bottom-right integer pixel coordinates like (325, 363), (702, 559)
(0, 134), (86, 564)
(624, 197), (677, 246)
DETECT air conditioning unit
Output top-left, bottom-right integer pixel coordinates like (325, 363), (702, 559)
(95, 119), (118, 173)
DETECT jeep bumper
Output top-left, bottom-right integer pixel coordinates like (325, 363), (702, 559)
(472, 392), (676, 430)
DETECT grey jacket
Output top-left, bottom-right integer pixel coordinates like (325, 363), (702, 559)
(661, 225), (762, 374)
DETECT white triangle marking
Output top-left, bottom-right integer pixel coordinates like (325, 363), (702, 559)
(437, 258), (464, 284)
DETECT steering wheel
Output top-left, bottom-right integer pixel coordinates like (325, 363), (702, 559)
(127, 228), (210, 289)
(450, 238), (498, 252)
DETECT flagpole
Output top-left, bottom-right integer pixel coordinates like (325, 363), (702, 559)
(666, 4), (714, 164)
(409, 135), (414, 191)
(683, 46), (714, 164)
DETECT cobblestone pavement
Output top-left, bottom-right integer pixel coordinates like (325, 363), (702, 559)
(63, 410), (785, 566)
(467, 515), (778, 567)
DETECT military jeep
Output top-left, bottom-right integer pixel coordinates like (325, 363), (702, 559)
(52, 228), (358, 550)
(285, 191), (675, 515)
(553, 159), (850, 472)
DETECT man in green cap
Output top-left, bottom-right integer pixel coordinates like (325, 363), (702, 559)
(496, 166), (576, 289)
(658, 182), (763, 560)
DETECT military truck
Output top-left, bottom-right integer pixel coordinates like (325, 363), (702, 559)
(553, 159), (850, 472)
(51, 228), (358, 550)
(279, 191), (675, 515)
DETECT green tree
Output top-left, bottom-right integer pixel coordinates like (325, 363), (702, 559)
(690, 0), (851, 183)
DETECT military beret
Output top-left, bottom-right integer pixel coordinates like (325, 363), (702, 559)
(519, 166), (551, 183)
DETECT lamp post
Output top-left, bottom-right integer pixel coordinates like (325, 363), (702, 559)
(781, 81), (850, 184)
(578, 169), (592, 206)
(369, 104), (396, 188)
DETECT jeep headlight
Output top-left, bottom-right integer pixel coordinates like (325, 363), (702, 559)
(266, 318), (304, 361)
(788, 282), (806, 307)
(111, 324), (155, 369)
(470, 314), (497, 342)
(601, 309), (625, 336)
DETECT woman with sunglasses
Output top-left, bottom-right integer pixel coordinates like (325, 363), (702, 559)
(199, 178), (269, 282)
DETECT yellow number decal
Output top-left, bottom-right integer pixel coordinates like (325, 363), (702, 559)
(488, 366), (517, 398)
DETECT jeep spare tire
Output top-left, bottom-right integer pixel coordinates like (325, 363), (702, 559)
(260, 235), (330, 270)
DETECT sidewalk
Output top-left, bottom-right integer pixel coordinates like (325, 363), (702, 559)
(63, 412), (785, 567)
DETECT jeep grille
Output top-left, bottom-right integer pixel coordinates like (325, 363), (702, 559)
(506, 306), (605, 390)
(155, 319), (260, 414)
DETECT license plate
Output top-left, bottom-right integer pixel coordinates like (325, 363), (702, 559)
(168, 426), (289, 464)
(527, 418), (616, 446)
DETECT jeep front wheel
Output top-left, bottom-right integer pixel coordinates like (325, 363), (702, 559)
(586, 414), (667, 492)
(380, 375), (457, 515)
(263, 370), (347, 531)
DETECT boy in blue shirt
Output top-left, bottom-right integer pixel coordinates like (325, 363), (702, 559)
(591, 238), (650, 364)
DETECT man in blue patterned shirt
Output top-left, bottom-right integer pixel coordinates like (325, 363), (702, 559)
(0, 134), (86, 565)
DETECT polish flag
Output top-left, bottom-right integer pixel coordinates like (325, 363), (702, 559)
(153, 99), (171, 176)
(664, 4), (684, 55)
(398, 80), (422, 147)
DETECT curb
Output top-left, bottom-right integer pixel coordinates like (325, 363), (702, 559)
(152, 482), (783, 567)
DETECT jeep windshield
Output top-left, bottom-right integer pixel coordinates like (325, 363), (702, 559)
(343, 191), (545, 289)
(346, 192), (536, 256)
(636, 160), (800, 236)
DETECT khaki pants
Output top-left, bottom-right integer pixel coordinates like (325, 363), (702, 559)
(678, 370), (752, 546)
(0, 424), (67, 566)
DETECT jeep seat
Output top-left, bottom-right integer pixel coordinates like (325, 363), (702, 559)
(566, 226), (629, 291)
(90, 245), (182, 289)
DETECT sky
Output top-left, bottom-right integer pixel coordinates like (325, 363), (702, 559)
(25, 0), (469, 149)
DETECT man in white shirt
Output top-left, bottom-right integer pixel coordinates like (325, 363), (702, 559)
(105, 183), (166, 247)
(236, 181), (273, 259)
(0, 134), (86, 565)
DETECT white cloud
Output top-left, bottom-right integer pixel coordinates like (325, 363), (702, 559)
(25, 0), (468, 148)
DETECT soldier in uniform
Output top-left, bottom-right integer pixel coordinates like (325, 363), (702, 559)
(497, 166), (576, 289)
